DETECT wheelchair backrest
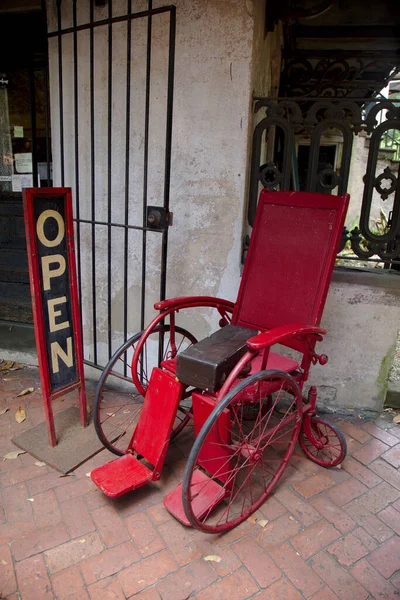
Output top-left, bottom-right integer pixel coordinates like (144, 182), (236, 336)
(233, 190), (349, 337)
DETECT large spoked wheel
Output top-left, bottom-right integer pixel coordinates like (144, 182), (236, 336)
(182, 370), (303, 533)
(93, 325), (197, 455)
(299, 417), (347, 467)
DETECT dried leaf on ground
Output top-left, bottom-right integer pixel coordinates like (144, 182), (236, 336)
(258, 519), (269, 527)
(87, 406), (92, 415)
(9, 363), (23, 371)
(0, 361), (15, 371)
(15, 407), (26, 423)
(3, 450), (26, 460)
(0, 407), (9, 415)
(393, 414), (400, 424)
(247, 514), (258, 524)
(204, 555), (221, 563)
(35, 461), (46, 467)
(16, 387), (34, 397)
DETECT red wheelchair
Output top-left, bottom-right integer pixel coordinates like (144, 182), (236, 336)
(91, 190), (349, 533)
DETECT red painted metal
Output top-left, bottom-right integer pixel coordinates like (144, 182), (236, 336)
(181, 370), (303, 532)
(192, 392), (232, 483)
(299, 416), (347, 467)
(92, 190), (350, 531)
(246, 325), (327, 351)
(23, 188), (87, 447)
(154, 296), (235, 312)
(233, 190), (349, 333)
(129, 368), (184, 475)
(164, 468), (225, 526)
(90, 454), (153, 498)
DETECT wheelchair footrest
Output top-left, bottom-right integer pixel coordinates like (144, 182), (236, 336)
(164, 468), (225, 526)
(91, 454), (153, 498)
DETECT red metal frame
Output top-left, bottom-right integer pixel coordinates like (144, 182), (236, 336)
(23, 187), (87, 447)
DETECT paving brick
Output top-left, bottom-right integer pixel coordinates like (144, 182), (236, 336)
(310, 551), (368, 600)
(251, 577), (303, 600)
(367, 536), (400, 578)
(327, 479), (368, 507)
(308, 588), (338, 600)
(352, 439), (390, 465)
(341, 456), (382, 488)
(45, 532), (104, 574)
(351, 559), (400, 599)
(0, 544), (16, 596)
(0, 518), (37, 546)
(327, 532), (370, 567)
(258, 495), (287, 521)
(3, 482), (33, 523)
(133, 588), (161, 600)
(351, 526), (378, 552)
(369, 459), (400, 491)
(60, 495), (96, 538)
(88, 576), (126, 600)
(391, 571), (400, 589)
(118, 549), (177, 597)
(290, 451), (323, 476)
(83, 488), (112, 512)
(15, 554), (53, 600)
(157, 558), (218, 600)
(344, 499), (394, 543)
(26, 471), (68, 496)
(340, 421), (371, 444)
(55, 477), (97, 503)
(362, 423), (400, 447)
(158, 518), (202, 566)
(357, 481), (400, 514)
(377, 505), (400, 536)
(190, 531), (242, 577)
(274, 487), (321, 526)
(0, 464), (49, 488)
(292, 472), (336, 499)
(269, 542), (323, 598)
(146, 502), (171, 526)
(81, 541), (140, 585)
(11, 522), (70, 561)
(257, 513), (302, 551)
(51, 565), (86, 599)
(91, 505), (130, 549)
(31, 489), (62, 529)
(124, 511), (165, 558)
(309, 495), (355, 534)
(290, 519), (341, 559)
(232, 536), (281, 588)
(195, 567), (259, 600)
(382, 444), (400, 468)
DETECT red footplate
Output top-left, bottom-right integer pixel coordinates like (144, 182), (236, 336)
(164, 468), (225, 527)
(91, 454), (153, 498)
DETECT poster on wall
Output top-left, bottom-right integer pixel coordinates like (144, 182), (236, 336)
(22, 187), (87, 447)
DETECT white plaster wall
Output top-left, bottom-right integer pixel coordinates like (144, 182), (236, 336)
(46, 0), (269, 364)
(308, 271), (400, 414)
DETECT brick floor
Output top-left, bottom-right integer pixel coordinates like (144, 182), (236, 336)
(1, 365), (400, 599)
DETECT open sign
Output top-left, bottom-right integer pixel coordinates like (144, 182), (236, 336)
(23, 188), (86, 446)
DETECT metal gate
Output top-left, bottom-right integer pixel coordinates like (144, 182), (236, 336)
(248, 96), (400, 270)
(47, 0), (176, 369)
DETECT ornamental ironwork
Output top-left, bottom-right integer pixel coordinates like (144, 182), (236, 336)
(248, 97), (400, 269)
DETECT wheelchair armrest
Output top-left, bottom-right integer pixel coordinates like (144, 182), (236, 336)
(246, 324), (327, 351)
(154, 296), (235, 312)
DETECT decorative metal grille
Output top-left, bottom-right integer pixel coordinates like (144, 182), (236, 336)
(248, 97), (400, 270)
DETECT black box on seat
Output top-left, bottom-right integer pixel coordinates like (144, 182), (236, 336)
(176, 324), (258, 393)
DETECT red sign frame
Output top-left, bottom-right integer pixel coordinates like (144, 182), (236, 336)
(23, 187), (87, 446)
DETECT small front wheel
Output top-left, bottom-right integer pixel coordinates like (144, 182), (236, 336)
(299, 417), (347, 467)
